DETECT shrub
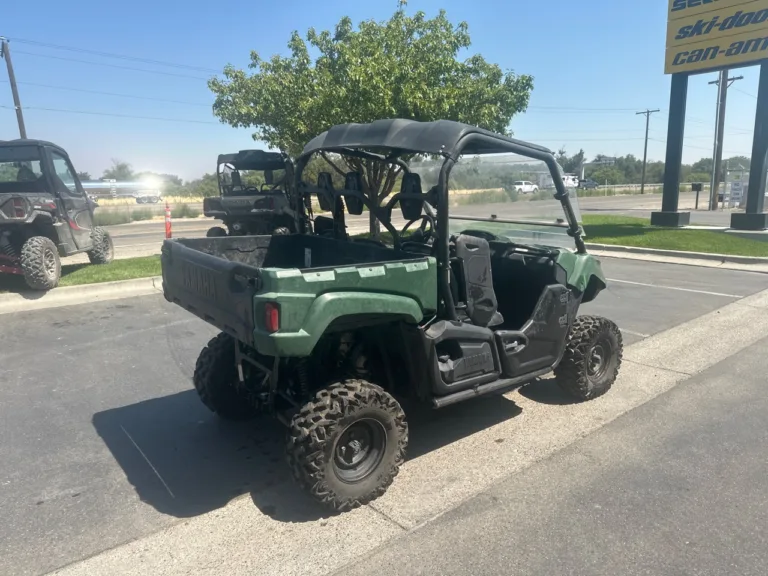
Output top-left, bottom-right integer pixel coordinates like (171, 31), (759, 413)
(93, 211), (131, 226)
(130, 208), (154, 221)
(171, 203), (201, 219)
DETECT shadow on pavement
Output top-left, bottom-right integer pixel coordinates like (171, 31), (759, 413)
(93, 388), (526, 524)
(0, 262), (93, 297)
(517, 376), (579, 406)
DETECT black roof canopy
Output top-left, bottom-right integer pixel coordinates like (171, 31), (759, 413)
(0, 138), (69, 156)
(217, 149), (286, 171)
(300, 119), (554, 161)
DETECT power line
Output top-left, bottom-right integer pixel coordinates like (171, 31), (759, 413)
(0, 103), (220, 124)
(527, 105), (642, 112)
(731, 87), (757, 98)
(9, 37), (219, 73)
(0, 79), (211, 106)
(527, 137), (649, 142)
(12, 50), (210, 80)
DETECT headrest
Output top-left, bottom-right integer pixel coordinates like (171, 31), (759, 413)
(343, 171), (365, 215)
(345, 171), (363, 191)
(316, 172), (334, 211)
(400, 172), (422, 195)
(399, 172), (423, 221)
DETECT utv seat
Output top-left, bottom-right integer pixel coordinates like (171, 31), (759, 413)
(451, 233), (504, 328)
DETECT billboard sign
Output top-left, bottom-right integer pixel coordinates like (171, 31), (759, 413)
(665, 0), (768, 74)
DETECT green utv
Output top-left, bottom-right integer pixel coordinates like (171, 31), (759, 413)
(161, 119), (623, 512)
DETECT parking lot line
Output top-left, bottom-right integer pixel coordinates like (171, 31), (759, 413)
(607, 278), (744, 299)
(120, 425), (175, 499)
(620, 328), (650, 338)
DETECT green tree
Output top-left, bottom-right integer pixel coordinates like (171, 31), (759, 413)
(183, 173), (220, 198)
(691, 157), (713, 174)
(725, 155), (750, 170)
(555, 148), (585, 174)
(209, 1), (534, 233)
(76, 171), (92, 181)
(102, 159), (135, 181)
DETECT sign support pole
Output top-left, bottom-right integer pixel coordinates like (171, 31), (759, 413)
(652, 73), (690, 227)
(731, 61), (768, 230)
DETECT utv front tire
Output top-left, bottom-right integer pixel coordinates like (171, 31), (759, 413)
(87, 227), (114, 265)
(20, 236), (61, 291)
(555, 316), (623, 400)
(193, 333), (257, 421)
(287, 379), (408, 512)
(206, 226), (228, 238)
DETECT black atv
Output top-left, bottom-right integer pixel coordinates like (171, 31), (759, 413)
(0, 139), (114, 290)
(203, 149), (297, 238)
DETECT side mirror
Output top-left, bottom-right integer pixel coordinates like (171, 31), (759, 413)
(264, 170), (274, 185)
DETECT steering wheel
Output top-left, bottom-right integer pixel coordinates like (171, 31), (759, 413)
(400, 215), (436, 254)
(400, 215), (435, 245)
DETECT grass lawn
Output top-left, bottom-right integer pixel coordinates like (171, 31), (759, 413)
(357, 215), (768, 257)
(583, 215), (768, 257)
(0, 255), (161, 293)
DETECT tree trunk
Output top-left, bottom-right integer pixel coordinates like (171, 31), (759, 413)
(369, 208), (380, 237)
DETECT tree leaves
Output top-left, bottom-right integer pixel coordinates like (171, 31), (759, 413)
(208, 4), (534, 233)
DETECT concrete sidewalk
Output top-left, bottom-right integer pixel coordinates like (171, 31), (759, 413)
(47, 287), (768, 576)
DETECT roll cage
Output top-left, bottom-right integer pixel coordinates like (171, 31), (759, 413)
(293, 119), (587, 320)
(216, 149), (294, 197)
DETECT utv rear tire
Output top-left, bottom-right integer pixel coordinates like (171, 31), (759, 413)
(87, 227), (114, 265)
(206, 226), (228, 238)
(20, 236), (61, 291)
(287, 379), (408, 512)
(193, 333), (257, 421)
(555, 315), (623, 401)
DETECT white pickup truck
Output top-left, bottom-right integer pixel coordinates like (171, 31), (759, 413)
(512, 180), (539, 194)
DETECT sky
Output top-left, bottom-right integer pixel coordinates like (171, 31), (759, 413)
(1, 0), (763, 181)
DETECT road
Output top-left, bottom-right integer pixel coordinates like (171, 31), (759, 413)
(99, 191), (739, 262)
(2, 257), (767, 575)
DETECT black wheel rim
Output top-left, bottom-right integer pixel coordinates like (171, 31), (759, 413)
(43, 249), (57, 277)
(333, 418), (387, 484)
(588, 339), (611, 380)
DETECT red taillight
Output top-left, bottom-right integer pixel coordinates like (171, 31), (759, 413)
(265, 302), (280, 333)
(12, 198), (25, 218)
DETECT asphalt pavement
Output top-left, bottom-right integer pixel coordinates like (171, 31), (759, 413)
(335, 334), (768, 576)
(2, 258), (767, 575)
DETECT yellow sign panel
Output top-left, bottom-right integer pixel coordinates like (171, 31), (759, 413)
(667, 0), (768, 48)
(668, 0), (757, 21)
(666, 0), (768, 73)
(665, 28), (768, 73)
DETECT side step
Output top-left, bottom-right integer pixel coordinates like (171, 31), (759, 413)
(432, 367), (552, 409)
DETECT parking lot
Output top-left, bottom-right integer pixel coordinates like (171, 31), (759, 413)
(1, 256), (767, 576)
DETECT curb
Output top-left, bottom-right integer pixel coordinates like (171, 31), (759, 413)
(586, 243), (768, 266)
(0, 276), (163, 316)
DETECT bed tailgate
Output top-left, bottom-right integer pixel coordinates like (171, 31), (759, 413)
(160, 239), (260, 344)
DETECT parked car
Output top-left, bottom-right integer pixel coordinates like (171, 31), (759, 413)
(580, 179), (599, 190)
(513, 180), (539, 194)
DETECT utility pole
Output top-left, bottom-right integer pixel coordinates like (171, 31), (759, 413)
(708, 70), (742, 210)
(0, 37), (27, 139)
(636, 109), (660, 194)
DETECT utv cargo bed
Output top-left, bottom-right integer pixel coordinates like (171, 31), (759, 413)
(161, 234), (438, 354)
